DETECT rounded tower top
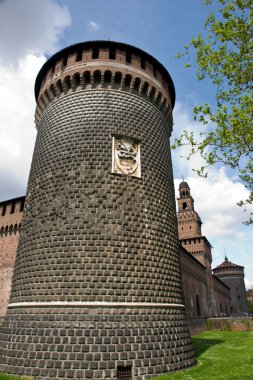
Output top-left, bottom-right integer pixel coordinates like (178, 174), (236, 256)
(213, 256), (245, 277)
(179, 181), (190, 190)
(34, 41), (175, 128)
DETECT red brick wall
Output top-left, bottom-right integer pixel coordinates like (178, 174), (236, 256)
(0, 198), (24, 319)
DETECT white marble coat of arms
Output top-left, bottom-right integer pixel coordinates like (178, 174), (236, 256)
(112, 135), (141, 177)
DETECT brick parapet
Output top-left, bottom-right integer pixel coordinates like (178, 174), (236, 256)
(34, 41), (174, 128)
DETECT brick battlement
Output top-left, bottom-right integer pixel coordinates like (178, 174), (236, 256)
(34, 41), (175, 128)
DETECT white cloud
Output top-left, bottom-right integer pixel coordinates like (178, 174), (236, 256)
(245, 279), (253, 291)
(88, 20), (100, 31)
(0, 0), (71, 200)
(0, 0), (71, 65)
(172, 100), (253, 286)
(0, 54), (46, 200)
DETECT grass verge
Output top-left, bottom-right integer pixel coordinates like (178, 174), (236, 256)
(154, 331), (253, 380)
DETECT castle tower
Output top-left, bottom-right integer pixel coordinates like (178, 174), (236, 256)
(213, 256), (248, 314)
(177, 181), (212, 270)
(177, 181), (215, 316)
(0, 41), (195, 379)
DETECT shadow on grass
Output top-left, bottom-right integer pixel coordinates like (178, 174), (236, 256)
(192, 337), (224, 357)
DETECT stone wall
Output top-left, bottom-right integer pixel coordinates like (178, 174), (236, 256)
(206, 317), (253, 331)
(0, 197), (24, 321)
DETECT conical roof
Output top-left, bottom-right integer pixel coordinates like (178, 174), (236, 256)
(213, 256), (244, 271)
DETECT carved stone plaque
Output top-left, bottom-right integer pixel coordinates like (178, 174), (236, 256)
(112, 135), (141, 177)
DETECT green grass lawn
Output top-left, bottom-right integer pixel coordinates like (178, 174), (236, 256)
(154, 331), (253, 380)
(0, 331), (252, 380)
(0, 375), (31, 380)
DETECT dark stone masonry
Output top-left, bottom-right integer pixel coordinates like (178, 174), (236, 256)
(0, 41), (195, 379)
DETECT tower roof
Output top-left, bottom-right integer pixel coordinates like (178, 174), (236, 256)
(213, 256), (244, 271)
(179, 181), (190, 190)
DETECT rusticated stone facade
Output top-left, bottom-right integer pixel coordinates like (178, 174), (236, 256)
(0, 197), (24, 322)
(0, 41), (195, 379)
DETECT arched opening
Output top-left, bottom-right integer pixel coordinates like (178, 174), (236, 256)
(83, 71), (91, 89)
(124, 74), (132, 91)
(63, 76), (71, 94)
(133, 77), (141, 94)
(114, 72), (122, 90)
(149, 86), (156, 101)
(72, 72), (81, 91)
(142, 81), (149, 96)
(182, 202), (188, 210)
(104, 70), (112, 88)
(55, 80), (63, 97)
(93, 70), (101, 88)
(49, 84), (56, 100)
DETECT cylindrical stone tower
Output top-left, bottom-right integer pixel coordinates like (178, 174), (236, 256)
(0, 41), (195, 379)
(213, 256), (248, 315)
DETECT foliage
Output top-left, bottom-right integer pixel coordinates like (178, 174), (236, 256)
(175, 0), (253, 224)
(248, 302), (253, 314)
(154, 330), (253, 380)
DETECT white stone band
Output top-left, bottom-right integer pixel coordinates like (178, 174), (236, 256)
(8, 301), (185, 309)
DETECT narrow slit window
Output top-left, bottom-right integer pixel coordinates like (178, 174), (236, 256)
(141, 57), (145, 69)
(62, 56), (68, 69)
(76, 49), (83, 61)
(126, 51), (132, 63)
(1, 204), (6, 216)
(92, 47), (99, 59)
(10, 202), (15, 214)
(109, 47), (116, 59)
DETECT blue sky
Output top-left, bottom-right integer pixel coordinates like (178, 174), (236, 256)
(0, 0), (252, 288)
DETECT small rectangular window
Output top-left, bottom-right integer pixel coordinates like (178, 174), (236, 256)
(92, 47), (99, 59)
(76, 50), (83, 61)
(10, 202), (15, 214)
(62, 56), (68, 68)
(126, 51), (131, 63)
(117, 366), (132, 380)
(1, 204), (6, 216)
(20, 199), (25, 212)
(109, 47), (116, 59)
(141, 57), (145, 69)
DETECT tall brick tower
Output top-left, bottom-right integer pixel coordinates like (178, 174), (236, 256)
(213, 256), (248, 314)
(0, 41), (195, 379)
(177, 181), (215, 316)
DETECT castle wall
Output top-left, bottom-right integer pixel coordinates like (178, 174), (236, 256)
(180, 247), (208, 319)
(212, 275), (230, 316)
(0, 198), (23, 321)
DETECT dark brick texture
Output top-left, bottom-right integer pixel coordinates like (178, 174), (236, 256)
(0, 41), (195, 379)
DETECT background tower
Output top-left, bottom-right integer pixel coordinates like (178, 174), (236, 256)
(213, 256), (248, 314)
(0, 41), (195, 379)
(177, 181), (215, 316)
(0, 197), (24, 321)
(177, 181), (212, 270)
